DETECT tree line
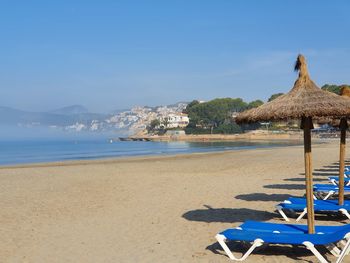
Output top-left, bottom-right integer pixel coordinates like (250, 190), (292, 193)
(184, 84), (349, 135)
(321, 84), (350, 94)
(184, 98), (263, 134)
(148, 84), (348, 135)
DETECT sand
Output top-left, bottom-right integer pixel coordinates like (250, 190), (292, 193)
(0, 140), (348, 263)
(129, 131), (303, 142)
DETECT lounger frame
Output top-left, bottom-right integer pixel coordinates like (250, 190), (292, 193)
(329, 178), (350, 187)
(276, 204), (350, 222)
(215, 232), (350, 262)
(314, 191), (336, 200)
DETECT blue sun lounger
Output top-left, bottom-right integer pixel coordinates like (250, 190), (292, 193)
(216, 221), (350, 262)
(284, 197), (350, 206)
(276, 197), (350, 221)
(314, 184), (350, 200)
(327, 170), (350, 184)
(239, 220), (350, 234)
(328, 170), (350, 183)
(329, 177), (350, 186)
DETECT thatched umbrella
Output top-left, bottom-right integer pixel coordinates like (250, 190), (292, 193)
(341, 86), (350, 97)
(236, 54), (350, 234)
(338, 87), (350, 205)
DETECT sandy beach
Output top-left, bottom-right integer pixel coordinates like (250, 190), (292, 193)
(0, 140), (347, 263)
(128, 131), (304, 142)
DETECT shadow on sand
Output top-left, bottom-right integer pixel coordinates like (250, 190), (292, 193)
(182, 205), (276, 223)
(299, 172), (338, 177)
(284, 177), (326, 182)
(235, 193), (293, 202)
(313, 172), (338, 176)
(314, 168), (339, 172)
(263, 184), (305, 190)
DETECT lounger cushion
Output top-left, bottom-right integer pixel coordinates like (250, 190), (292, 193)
(220, 227), (349, 245)
(239, 220), (350, 234)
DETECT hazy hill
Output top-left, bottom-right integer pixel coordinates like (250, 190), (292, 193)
(0, 105), (108, 127)
(0, 102), (187, 134)
(49, 105), (89, 115)
(0, 106), (72, 126)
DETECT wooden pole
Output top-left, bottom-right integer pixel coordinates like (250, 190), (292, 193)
(339, 118), (348, 205)
(302, 116), (315, 234)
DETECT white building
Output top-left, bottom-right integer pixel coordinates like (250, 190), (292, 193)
(161, 113), (189, 128)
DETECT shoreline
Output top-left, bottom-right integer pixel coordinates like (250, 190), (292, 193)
(127, 130), (342, 142)
(127, 131), (304, 142)
(0, 138), (312, 169)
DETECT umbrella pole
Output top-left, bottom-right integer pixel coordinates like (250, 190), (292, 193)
(339, 118), (348, 205)
(302, 116), (315, 234)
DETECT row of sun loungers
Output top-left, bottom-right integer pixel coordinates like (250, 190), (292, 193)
(215, 169), (350, 262)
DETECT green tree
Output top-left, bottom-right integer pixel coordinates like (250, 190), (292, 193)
(162, 117), (169, 128)
(321, 84), (350, 95)
(185, 97), (249, 134)
(268, 93), (284, 102)
(215, 123), (242, 134)
(183, 100), (199, 114)
(149, 119), (160, 130)
(247, 100), (264, 109)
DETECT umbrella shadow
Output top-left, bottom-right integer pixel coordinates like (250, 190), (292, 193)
(332, 162), (350, 165)
(299, 172), (338, 177)
(314, 168), (338, 172)
(264, 184), (305, 190)
(235, 193), (293, 202)
(182, 205), (276, 223)
(321, 165), (339, 169)
(313, 172), (339, 176)
(284, 178), (326, 182)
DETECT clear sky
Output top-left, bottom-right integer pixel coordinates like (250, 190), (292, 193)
(1, 1), (350, 113)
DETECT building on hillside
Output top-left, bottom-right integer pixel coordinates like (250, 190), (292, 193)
(232, 112), (239, 119)
(160, 113), (189, 128)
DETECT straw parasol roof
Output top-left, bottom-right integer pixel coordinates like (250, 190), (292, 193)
(320, 86), (350, 126)
(341, 86), (350, 98)
(236, 55), (350, 123)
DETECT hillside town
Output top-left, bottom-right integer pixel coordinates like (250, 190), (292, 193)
(107, 103), (189, 134)
(62, 102), (189, 134)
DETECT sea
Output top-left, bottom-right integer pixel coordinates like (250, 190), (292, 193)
(0, 137), (302, 166)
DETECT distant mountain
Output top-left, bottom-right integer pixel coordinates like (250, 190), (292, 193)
(0, 105), (108, 128)
(0, 102), (188, 134)
(0, 106), (71, 126)
(49, 105), (108, 125)
(49, 105), (89, 115)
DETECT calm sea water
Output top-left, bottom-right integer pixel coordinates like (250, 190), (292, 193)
(0, 139), (302, 166)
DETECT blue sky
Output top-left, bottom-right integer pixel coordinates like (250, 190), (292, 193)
(1, 1), (350, 113)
